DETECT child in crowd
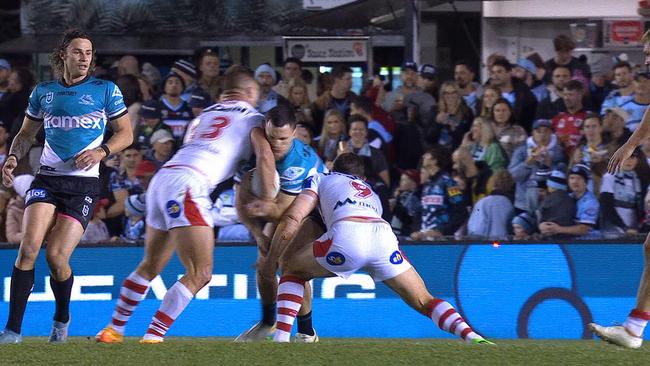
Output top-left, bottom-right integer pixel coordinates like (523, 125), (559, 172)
(122, 194), (146, 242)
(390, 169), (421, 237)
(82, 198), (110, 243)
(512, 212), (537, 240)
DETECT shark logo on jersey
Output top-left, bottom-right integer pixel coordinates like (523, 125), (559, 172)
(79, 94), (95, 106)
(281, 166), (305, 181)
(46, 92), (54, 104)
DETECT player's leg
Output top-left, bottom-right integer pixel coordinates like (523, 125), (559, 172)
(141, 226), (214, 343)
(0, 203), (56, 343)
(382, 267), (492, 344)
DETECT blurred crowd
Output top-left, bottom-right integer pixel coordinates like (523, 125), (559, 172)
(0, 33), (649, 244)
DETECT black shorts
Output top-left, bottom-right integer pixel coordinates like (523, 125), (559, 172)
(25, 174), (100, 229)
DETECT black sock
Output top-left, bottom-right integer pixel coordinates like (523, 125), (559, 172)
(50, 273), (73, 324)
(5, 266), (35, 334)
(297, 311), (314, 336)
(262, 303), (276, 326)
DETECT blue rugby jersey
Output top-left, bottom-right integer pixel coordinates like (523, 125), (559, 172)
(25, 76), (127, 177)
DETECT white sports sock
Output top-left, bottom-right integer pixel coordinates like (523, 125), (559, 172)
(111, 271), (150, 334)
(143, 281), (193, 341)
(428, 298), (481, 343)
(274, 276), (305, 342)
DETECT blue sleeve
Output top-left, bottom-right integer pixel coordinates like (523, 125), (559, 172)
(576, 195), (599, 225)
(508, 145), (532, 183)
(25, 84), (43, 121)
(109, 171), (125, 192)
(105, 82), (128, 120)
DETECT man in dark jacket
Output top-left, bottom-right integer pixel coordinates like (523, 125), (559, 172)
(490, 58), (538, 133)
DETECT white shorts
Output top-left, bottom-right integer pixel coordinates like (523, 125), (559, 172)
(146, 167), (213, 231)
(313, 221), (412, 282)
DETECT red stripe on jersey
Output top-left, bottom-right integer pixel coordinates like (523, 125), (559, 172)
(438, 309), (456, 329)
(183, 190), (208, 226)
(278, 294), (303, 304)
(449, 317), (464, 334)
(154, 311), (174, 327)
(278, 307), (298, 317)
(630, 309), (650, 320)
(460, 327), (473, 340)
(313, 239), (333, 258)
(427, 298), (444, 318)
(124, 279), (148, 294)
(279, 275), (305, 285)
(146, 328), (165, 338)
(120, 294), (139, 306)
(112, 318), (127, 326)
(276, 321), (293, 333)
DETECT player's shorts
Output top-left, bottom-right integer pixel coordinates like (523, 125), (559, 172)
(146, 166), (213, 231)
(313, 220), (412, 282)
(25, 174), (100, 230)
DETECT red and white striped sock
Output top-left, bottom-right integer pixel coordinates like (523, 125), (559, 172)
(624, 309), (650, 337)
(111, 271), (151, 334)
(428, 298), (481, 343)
(142, 281), (193, 342)
(273, 275), (305, 342)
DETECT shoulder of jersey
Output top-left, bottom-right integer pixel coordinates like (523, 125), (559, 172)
(40, 80), (57, 88)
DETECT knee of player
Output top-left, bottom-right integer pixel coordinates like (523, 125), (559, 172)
(45, 250), (69, 268)
(644, 240), (650, 258)
(17, 244), (40, 264)
(136, 262), (163, 280)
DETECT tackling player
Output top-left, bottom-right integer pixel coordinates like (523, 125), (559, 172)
(234, 102), (326, 342)
(96, 65), (268, 343)
(589, 29), (650, 349)
(0, 29), (133, 344)
(258, 153), (493, 344)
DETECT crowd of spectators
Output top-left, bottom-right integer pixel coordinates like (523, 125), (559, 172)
(0, 33), (649, 243)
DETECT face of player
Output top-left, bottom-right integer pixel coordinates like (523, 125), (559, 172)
(334, 72), (353, 93)
(325, 115), (344, 136)
(290, 86), (306, 106)
(348, 121), (368, 145)
(164, 77), (183, 97)
(400, 69), (418, 88)
(582, 118), (601, 141)
(62, 38), (93, 80)
(122, 148), (142, 170)
(634, 76), (650, 95)
(614, 66), (632, 88)
(295, 125), (312, 145)
(200, 54), (220, 79)
(257, 72), (274, 91)
(561, 88), (583, 109)
(265, 122), (295, 160)
(454, 65), (474, 89)
(283, 62), (300, 81)
(490, 66), (510, 87)
(552, 68), (571, 89)
(492, 102), (511, 125)
(568, 174), (586, 194)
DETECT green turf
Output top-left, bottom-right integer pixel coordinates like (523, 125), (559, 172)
(0, 338), (645, 366)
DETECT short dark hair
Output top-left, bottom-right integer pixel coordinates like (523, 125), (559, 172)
(124, 143), (141, 152)
(613, 61), (632, 72)
(284, 57), (302, 68)
(563, 79), (584, 93)
(333, 153), (365, 177)
(491, 58), (512, 72)
(331, 65), (353, 80)
(552, 64), (571, 74)
(351, 95), (373, 115)
(422, 146), (451, 171)
(348, 114), (368, 129)
(454, 60), (475, 74)
(50, 28), (95, 77)
(266, 101), (297, 129)
(222, 65), (255, 93)
(553, 35), (576, 52)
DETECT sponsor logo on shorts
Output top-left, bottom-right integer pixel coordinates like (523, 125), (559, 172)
(390, 251), (404, 265)
(326, 251), (345, 266)
(82, 204), (89, 217)
(166, 200), (181, 218)
(25, 188), (47, 203)
(84, 196), (93, 204)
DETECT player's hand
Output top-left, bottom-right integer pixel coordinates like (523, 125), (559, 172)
(245, 199), (275, 218)
(608, 143), (635, 174)
(75, 147), (106, 171)
(2, 155), (17, 188)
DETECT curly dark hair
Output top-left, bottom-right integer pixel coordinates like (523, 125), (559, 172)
(49, 28), (95, 78)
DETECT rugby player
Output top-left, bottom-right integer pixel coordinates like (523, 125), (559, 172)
(0, 29), (133, 343)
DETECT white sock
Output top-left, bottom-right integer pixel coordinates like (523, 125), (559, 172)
(273, 276), (305, 342)
(111, 271), (150, 334)
(143, 281), (193, 341)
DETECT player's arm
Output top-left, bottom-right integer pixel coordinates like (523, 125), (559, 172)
(244, 191), (295, 222)
(75, 114), (133, 171)
(260, 190), (319, 278)
(2, 117), (41, 187)
(250, 127), (277, 200)
(608, 107), (650, 173)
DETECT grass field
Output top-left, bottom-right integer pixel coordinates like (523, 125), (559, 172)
(0, 338), (645, 365)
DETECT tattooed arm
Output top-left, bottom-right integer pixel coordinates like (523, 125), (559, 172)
(2, 117), (42, 187)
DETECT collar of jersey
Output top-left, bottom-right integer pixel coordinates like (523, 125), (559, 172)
(58, 74), (91, 88)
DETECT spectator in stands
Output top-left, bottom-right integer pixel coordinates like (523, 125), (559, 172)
(452, 145), (492, 204)
(0, 121), (9, 165)
(390, 169), (421, 237)
(418, 64), (438, 101)
(537, 65), (572, 118)
(411, 147), (467, 240)
(540, 164), (599, 238)
(512, 212), (537, 240)
(274, 57), (313, 100)
(81, 198), (110, 243)
(188, 87), (212, 117)
(105, 145), (144, 227)
(115, 74), (144, 130)
(122, 194), (146, 242)
(431, 81), (473, 150)
(527, 52), (548, 89)
(341, 114), (390, 185)
(0, 68), (35, 134)
(620, 71), (650, 131)
(537, 167), (576, 236)
(383, 61), (420, 113)
(295, 123), (315, 148)
(603, 107), (632, 149)
(490, 58), (537, 132)
(509, 119), (565, 214)
(513, 58), (548, 103)
(589, 56), (613, 113)
(461, 117), (508, 172)
(479, 85), (501, 118)
(5, 174), (34, 244)
(571, 114), (609, 194)
(317, 109), (347, 168)
(255, 63), (281, 114)
(454, 60), (482, 114)
(160, 73), (194, 142)
(287, 79), (314, 126)
(485, 53), (507, 80)
(350, 95), (392, 152)
(141, 62), (162, 97)
(467, 169), (515, 239)
(213, 187), (253, 242)
(544, 35), (591, 84)
(312, 65), (355, 132)
(196, 48), (222, 102)
(600, 148), (644, 238)
(117, 55), (139, 77)
(134, 100), (172, 151)
(145, 129), (175, 169)
(551, 80), (590, 157)
(134, 159), (157, 190)
(171, 59), (199, 102)
(600, 61), (634, 115)
(491, 98), (527, 158)
(135, 74), (153, 102)
(0, 59), (10, 102)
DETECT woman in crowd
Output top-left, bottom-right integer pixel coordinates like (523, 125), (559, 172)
(341, 114), (390, 186)
(430, 81), (473, 150)
(196, 48), (222, 102)
(287, 79), (314, 126)
(479, 85), (501, 118)
(1, 68), (35, 133)
(467, 169), (515, 239)
(462, 117), (508, 172)
(491, 98), (527, 158)
(317, 109), (347, 168)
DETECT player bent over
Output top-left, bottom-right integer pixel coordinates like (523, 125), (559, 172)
(258, 153), (494, 344)
(235, 103), (326, 342)
(96, 66), (266, 343)
(589, 31), (650, 349)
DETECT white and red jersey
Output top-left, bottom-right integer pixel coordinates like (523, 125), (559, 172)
(164, 100), (263, 187)
(303, 172), (383, 229)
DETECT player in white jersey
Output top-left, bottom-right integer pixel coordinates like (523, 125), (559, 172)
(257, 153), (494, 344)
(96, 65), (268, 343)
(0, 29), (133, 344)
